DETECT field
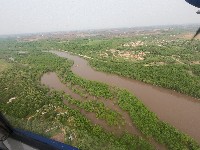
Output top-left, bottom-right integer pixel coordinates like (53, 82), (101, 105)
(0, 26), (200, 150)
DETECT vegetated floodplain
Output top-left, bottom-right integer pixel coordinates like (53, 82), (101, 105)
(0, 27), (200, 150)
(50, 49), (200, 145)
(0, 49), (154, 150)
(43, 29), (200, 99)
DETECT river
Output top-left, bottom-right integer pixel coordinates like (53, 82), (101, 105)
(49, 50), (200, 143)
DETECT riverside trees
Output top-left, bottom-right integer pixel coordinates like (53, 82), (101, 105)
(0, 37), (200, 149)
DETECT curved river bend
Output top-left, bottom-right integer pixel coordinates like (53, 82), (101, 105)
(50, 50), (200, 143)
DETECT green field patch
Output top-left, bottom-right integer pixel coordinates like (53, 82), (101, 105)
(0, 59), (10, 73)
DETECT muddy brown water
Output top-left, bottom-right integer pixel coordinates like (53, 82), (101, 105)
(48, 50), (200, 144)
(41, 72), (165, 149)
(41, 72), (141, 136)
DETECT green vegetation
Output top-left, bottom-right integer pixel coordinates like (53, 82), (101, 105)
(0, 47), (153, 149)
(58, 57), (200, 149)
(0, 30), (200, 150)
(44, 34), (200, 98)
(65, 95), (124, 126)
(0, 59), (10, 73)
(90, 60), (200, 98)
(117, 90), (199, 149)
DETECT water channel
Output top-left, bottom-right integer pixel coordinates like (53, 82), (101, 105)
(44, 50), (200, 143)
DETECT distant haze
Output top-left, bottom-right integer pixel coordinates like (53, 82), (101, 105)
(0, 0), (199, 35)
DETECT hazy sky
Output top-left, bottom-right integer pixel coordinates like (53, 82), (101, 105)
(0, 0), (199, 35)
